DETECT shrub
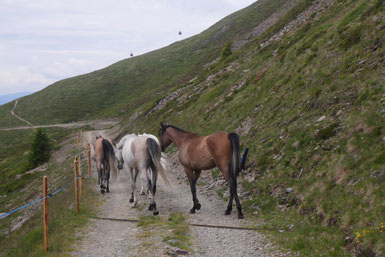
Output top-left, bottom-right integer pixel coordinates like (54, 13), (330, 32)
(220, 41), (233, 60)
(338, 24), (364, 50)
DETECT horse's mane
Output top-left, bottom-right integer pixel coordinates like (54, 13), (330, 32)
(162, 124), (195, 135)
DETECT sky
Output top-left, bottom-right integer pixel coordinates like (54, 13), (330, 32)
(0, 0), (257, 95)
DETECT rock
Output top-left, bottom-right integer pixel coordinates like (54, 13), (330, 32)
(175, 249), (188, 255)
(285, 187), (293, 194)
(358, 59), (367, 65)
(336, 110), (343, 116)
(278, 229), (284, 233)
(317, 115), (326, 122)
(287, 224), (295, 231)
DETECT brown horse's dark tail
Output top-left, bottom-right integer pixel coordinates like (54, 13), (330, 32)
(228, 133), (241, 177)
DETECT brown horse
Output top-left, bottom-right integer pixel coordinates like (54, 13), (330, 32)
(93, 136), (117, 193)
(158, 122), (244, 219)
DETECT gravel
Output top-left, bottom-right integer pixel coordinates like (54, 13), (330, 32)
(70, 134), (293, 256)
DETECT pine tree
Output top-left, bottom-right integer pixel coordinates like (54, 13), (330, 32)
(27, 129), (50, 169)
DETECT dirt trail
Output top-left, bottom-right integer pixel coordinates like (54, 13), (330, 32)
(2, 98), (117, 131)
(0, 121), (117, 131)
(10, 98), (33, 126)
(71, 131), (292, 256)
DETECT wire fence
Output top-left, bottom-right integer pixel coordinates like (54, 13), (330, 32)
(0, 159), (85, 219)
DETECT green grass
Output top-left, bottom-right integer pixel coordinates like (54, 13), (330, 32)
(1, 0), (385, 255)
(0, 128), (73, 197)
(137, 213), (192, 252)
(0, 132), (99, 257)
(122, 0), (385, 255)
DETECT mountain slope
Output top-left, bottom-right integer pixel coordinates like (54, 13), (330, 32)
(120, 0), (385, 255)
(0, 0), (292, 127)
(1, 0), (384, 255)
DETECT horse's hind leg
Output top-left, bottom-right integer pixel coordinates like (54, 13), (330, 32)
(129, 168), (139, 207)
(148, 169), (158, 211)
(220, 163), (243, 218)
(106, 167), (110, 193)
(140, 173), (146, 195)
(228, 175), (243, 219)
(225, 191), (234, 215)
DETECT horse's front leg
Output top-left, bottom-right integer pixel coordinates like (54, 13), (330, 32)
(185, 168), (201, 214)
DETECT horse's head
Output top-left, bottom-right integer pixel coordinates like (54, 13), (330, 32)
(114, 148), (123, 170)
(158, 122), (172, 152)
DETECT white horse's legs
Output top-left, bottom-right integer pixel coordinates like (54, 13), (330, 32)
(129, 168), (140, 207)
(140, 172), (146, 195)
(147, 169), (158, 211)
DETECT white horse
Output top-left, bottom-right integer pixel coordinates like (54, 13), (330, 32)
(115, 133), (170, 210)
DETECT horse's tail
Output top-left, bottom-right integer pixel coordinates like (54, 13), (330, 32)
(102, 139), (118, 181)
(147, 138), (171, 187)
(228, 133), (241, 177)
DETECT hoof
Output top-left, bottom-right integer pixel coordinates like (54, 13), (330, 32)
(131, 203), (137, 208)
(225, 209), (232, 215)
(140, 191), (146, 195)
(100, 189), (105, 194)
(106, 189), (110, 193)
(238, 213), (244, 219)
(129, 198), (134, 203)
(149, 203), (157, 211)
(153, 211), (159, 216)
(195, 203), (201, 210)
(190, 208), (196, 214)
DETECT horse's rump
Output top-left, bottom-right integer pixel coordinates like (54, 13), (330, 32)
(102, 138), (118, 181)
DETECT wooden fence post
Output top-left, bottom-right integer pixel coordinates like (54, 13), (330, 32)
(43, 176), (48, 251)
(78, 156), (82, 197)
(74, 157), (79, 213)
(87, 143), (91, 178)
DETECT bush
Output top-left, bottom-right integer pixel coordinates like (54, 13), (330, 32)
(27, 129), (50, 169)
(220, 41), (233, 60)
(338, 24), (364, 50)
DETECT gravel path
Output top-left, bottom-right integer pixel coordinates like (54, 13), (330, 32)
(71, 133), (292, 256)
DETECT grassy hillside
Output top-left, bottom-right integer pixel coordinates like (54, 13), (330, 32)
(1, 0), (384, 255)
(0, 0), (290, 127)
(120, 0), (385, 255)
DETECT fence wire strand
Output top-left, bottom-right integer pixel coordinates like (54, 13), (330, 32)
(0, 156), (85, 219)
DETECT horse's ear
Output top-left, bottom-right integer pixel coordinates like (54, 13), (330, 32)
(160, 122), (165, 128)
